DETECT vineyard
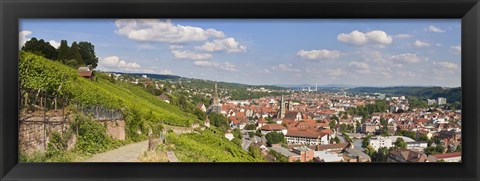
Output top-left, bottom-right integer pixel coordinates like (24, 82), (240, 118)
(166, 129), (265, 162)
(19, 52), (198, 140)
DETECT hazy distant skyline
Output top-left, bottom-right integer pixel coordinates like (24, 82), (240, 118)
(20, 19), (461, 87)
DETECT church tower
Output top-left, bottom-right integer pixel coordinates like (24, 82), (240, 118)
(279, 95), (285, 119)
(211, 83), (222, 113)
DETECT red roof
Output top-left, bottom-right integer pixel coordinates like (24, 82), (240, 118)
(78, 70), (93, 77)
(432, 152), (461, 159)
(286, 129), (326, 138)
(261, 124), (286, 131)
(258, 117), (266, 123)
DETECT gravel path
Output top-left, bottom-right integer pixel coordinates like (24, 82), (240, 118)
(82, 140), (149, 162)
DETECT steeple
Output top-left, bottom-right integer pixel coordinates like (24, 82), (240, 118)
(279, 95), (285, 119)
(210, 83), (222, 113)
(214, 83), (219, 105)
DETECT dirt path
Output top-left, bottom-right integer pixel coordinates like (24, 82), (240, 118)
(82, 140), (149, 162)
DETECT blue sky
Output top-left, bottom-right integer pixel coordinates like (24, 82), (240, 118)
(19, 19), (461, 87)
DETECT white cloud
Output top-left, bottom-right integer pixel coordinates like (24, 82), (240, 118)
(337, 30), (393, 46)
(171, 50), (213, 60)
(193, 60), (237, 72)
(389, 53), (428, 63)
(196, 37), (246, 53)
(169, 45), (184, 50)
(413, 40), (430, 47)
(426, 26), (445, 33)
(450, 45), (461, 55)
(296, 49), (341, 60)
(348, 61), (369, 69)
(398, 71), (417, 78)
(433, 61), (459, 75)
(271, 64), (300, 72)
(264, 69), (272, 74)
(327, 68), (347, 77)
(99, 56), (142, 71)
(115, 19), (225, 43)
(19, 30), (32, 49)
(159, 69), (173, 75)
(393, 34), (412, 39)
(48, 40), (61, 49)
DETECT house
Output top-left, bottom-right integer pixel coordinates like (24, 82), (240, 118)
(406, 141), (428, 151)
(261, 124), (287, 135)
(316, 142), (351, 153)
(369, 137), (393, 151)
(313, 151), (343, 162)
(257, 117), (267, 129)
(285, 129), (333, 145)
(77, 66), (94, 80)
(429, 152), (461, 162)
(361, 122), (377, 134)
(387, 149), (429, 162)
(224, 131), (234, 141)
(343, 148), (371, 162)
(269, 146), (299, 162)
(270, 146), (315, 162)
(196, 103), (207, 112)
(292, 146), (315, 162)
(437, 130), (462, 144)
(158, 93), (170, 103)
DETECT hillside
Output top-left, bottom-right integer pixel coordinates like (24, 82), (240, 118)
(347, 86), (462, 103)
(19, 52), (198, 140)
(166, 128), (265, 162)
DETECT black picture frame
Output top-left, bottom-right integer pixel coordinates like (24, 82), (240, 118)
(1, 0), (479, 181)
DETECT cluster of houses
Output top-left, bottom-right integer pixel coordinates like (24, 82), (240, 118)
(207, 91), (461, 163)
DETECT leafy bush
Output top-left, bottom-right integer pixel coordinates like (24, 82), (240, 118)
(73, 114), (123, 155)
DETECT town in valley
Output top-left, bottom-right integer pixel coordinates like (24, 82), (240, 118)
(18, 19), (461, 163)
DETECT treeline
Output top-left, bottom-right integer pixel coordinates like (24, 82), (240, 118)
(348, 86), (462, 103)
(345, 100), (389, 119)
(22, 37), (99, 68)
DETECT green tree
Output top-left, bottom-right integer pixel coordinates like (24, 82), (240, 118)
(394, 137), (407, 149)
(57, 40), (72, 64)
(364, 145), (376, 157)
(266, 117), (275, 124)
(69, 42), (84, 66)
(248, 132), (255, 139)
(265, 132), (284, 145)
(362, 136), (371, 148)
(208, 113), (229, 131)
(22, 37), (57, 60)
(244, 124), (257, 130)
(233, 128), (242, 139)
(329, 120), (337, 129)
(339, 124), (348, 133)
(333, 136), (340, 144)
(78, 41), (99, 68)
(248, 145), (265, 161)
(193, 108), (206, 121)
(255, 129), (263, 137)
(435, 144), (446, 154)
(342, 132), (352, 144)
(375, 147), (389, 162)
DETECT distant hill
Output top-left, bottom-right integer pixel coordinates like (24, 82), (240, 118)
(347, 86), (462, 103)
(109, 72), (182, 81)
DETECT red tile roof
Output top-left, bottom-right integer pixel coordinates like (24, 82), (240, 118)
(432, 152), (461, 159)
(286, 129), (326, 138)
(261, 124), (286, 131)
